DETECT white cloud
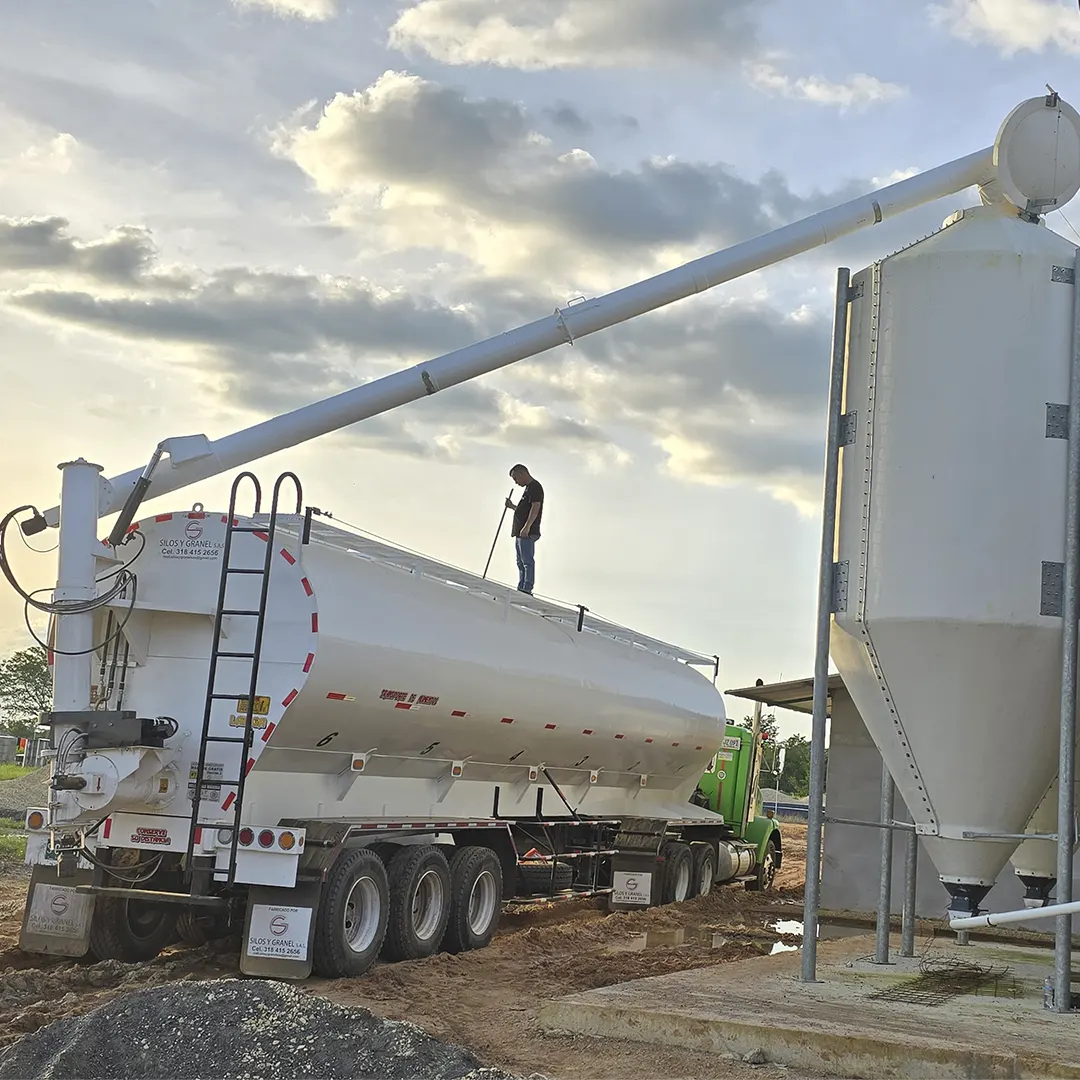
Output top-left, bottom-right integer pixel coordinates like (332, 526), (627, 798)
(930, 0), (1080, 54)
(745, 62), (906, 110)
(388, 0), (761, 69)
(232, 0), (338, 21)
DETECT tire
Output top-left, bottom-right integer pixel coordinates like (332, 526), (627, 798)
(658, 841), (693, 905)
(443, 846), (503, 954)
(382, 845), (452, 962)
(312, 848), (389, 977)
(690, 843), (716, 899)
(87, 850), (178, 963)
(176, 909), (231, 947)
(748, 838), (780, 892)
(516, 860), (573, 895)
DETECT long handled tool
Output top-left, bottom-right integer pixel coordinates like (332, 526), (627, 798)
(482, 487), (515, 580)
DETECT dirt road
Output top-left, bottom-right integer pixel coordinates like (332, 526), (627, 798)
(0, 825), (811, 1079)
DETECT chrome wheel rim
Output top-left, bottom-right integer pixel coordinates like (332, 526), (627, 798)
(467, 869), (498, 935)
(344, 875), (381, 953)
(411, 868), (446, 941)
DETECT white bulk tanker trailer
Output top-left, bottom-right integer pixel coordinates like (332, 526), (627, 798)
(8, 90), (1080, 981)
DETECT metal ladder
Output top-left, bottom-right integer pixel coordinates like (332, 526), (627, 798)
(185, 470), (303, 887)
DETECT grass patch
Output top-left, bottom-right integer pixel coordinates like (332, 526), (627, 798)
(0, 764), (37, 782)
(0, 815), (24, 831)
(0, 833), (27, 864)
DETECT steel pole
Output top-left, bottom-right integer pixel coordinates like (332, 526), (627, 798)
(900, 824), (918, 957)
(1053, 255), (1080, 1012)
(801, 266), (851, 983)
(873, 762), (895, 964)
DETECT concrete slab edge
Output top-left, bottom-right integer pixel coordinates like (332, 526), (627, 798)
(537, 997), (1080, 1079)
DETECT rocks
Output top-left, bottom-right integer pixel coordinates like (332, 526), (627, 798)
(743, 1048), (768, 1065)
(0, 979), (521, 1080)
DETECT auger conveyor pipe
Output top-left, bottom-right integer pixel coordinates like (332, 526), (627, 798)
(41, 147), (995, 527)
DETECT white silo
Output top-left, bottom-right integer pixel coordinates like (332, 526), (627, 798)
(831, 99), (1080, 914)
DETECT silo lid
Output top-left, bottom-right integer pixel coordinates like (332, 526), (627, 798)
(994, 94), (1080, 214)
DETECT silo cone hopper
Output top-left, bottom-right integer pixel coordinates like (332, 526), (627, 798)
(1009, 775), (1080, 908)
(830, 93), (1080, 916)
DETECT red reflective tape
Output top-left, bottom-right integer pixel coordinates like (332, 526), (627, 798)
(261, 721), (276, 742)
(280, 548), (296, 565)
(188, 512), (206, 520)
(155, 513), (173, 522)
(303, 652), (315, 672)
(254, 531), (269, 542)
(282, 689), (298, 707)
(194, 827), (202, 844)
(451, 710), (467, 717)
(645, 738), (654, 744)
(301, 577), (313, 596)
(311, 613), (319, 632)
(103, 817), (112, 839)
(500, 717), (514, 724)
(395, 702), (414, 710)
(220, 515), (240, 526)
(327, 692), (347, 701)
(614, 734), (624, 739)
(545, 723), (557, 730)
(126, 523), (140, 534)
(245, 757), (256, 775)
(222, 792), (236, 811)
(360, 823), (378, 830)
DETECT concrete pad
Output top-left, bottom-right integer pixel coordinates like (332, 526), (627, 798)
(538, 932), (1080, 1078)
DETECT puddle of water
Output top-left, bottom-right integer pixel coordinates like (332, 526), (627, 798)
(773, 919), (804, 936)
(770, 941), (799, 955)
(624, 926), (730, 952)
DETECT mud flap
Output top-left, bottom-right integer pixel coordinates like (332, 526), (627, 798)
(240, 881), (321, 980)
(19, 864), (96, 958)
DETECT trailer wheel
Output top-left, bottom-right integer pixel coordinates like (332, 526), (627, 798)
(690, 843), (716, 898)
(748, 837), (780, 892)
(382, 845), (452, 962)
(312, 848), (389, 977)
(87, 849), (178, 963)
(443, 846), (503, 954)
(659, 841), (692, 905)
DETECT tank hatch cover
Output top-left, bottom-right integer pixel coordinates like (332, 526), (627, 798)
(993, 94), (1080, 214)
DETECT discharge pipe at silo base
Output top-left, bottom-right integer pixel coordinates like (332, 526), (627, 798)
(949, 898), (1080, 931)
(34, 146), (999, 529)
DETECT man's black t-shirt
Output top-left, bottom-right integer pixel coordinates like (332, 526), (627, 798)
(512, 480), (544, 538)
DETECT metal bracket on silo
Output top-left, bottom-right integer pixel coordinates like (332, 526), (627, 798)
(1042, 561), (1065, 617)
(831, 560), (849, 612)
(839, 411), (857, 446)
(847, 280), (865, 301)
(1047, 404), (1070, 440)
(1052, 265), (1076, 285)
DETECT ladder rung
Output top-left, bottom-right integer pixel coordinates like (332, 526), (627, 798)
(231, 526), (272, 534)
(222, 609), (261, 616)
(210, 693), (252, 700)
(226, 568), (265, 575)
(217, 651), (256, 658)
(194, 778), (243, 788)
(205, 735), (248, 743)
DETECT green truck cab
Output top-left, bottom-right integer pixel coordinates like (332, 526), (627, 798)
(691, 721), (783, 891)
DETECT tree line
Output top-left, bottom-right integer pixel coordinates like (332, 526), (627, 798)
(0, 646), (53, 739)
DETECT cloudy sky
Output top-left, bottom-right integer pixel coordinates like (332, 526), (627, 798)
(2, 0), (1079, 736)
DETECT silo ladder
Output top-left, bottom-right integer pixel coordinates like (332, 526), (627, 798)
(185, 470), (303, 888)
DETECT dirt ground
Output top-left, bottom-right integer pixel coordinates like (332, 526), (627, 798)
(0, 824), (814, 1080)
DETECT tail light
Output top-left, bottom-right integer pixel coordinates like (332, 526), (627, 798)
(257, 829), (275, 849)
(25, 810), (46, 831)
(278, 830), (296, 851)
(238, 827), (255, 846)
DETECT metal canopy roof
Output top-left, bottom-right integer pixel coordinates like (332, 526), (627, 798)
(263, 514), (716, 668)
(725, 673), (844, 715)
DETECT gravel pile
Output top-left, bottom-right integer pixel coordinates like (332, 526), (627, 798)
(0, 769), (48, 820)
(0, 979), (522, 1080)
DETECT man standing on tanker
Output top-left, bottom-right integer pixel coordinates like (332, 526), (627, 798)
(506, 464), (543, 594)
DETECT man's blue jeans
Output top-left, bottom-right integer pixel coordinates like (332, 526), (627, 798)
(515, 536), (536, 593)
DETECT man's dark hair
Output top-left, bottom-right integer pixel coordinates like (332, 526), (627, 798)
(509, 463), (527, 476)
